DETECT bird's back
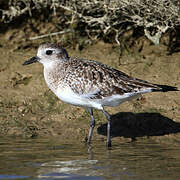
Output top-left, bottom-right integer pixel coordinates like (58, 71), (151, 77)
(60, 57), (163, 100)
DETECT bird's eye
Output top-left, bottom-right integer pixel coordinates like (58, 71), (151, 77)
(46, 50), (53, 55)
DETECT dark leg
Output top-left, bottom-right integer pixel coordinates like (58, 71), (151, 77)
(87, 108), (95, 145)
(102, 109), (112, 148)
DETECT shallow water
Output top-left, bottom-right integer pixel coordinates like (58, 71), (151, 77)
(0, 137), (180, 180)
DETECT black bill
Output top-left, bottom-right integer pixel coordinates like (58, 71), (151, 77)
(23, 56), (40, 65)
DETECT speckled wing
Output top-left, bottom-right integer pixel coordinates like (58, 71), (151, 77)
(66, 58), (161, 99)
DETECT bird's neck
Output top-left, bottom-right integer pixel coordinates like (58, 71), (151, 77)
(43, 61), (67, 93)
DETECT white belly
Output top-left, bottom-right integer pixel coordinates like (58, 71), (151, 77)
(55, 86), (103, 110)
(52, 86), (151, 110)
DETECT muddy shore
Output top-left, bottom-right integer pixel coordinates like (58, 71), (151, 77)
(0, 24), (180, 145)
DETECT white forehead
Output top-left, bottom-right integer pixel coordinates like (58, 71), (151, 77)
(36, 43), (69, 61)
(37, 44), (60, 56)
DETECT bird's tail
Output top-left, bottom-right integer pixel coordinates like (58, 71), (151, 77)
(152, 84), (179, 92)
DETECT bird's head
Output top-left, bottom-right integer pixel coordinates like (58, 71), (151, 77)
(23, 43), (69, 67)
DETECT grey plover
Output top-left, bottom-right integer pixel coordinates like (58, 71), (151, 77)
(23, 43), (178, 147)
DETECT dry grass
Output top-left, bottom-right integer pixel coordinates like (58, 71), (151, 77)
(1, 0), (180, 45)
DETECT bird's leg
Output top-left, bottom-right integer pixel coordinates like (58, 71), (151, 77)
(102, 109), (112, 148)
(87, 108), (95, 145)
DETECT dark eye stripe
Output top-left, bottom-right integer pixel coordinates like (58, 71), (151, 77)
(46, 50), (53, 55)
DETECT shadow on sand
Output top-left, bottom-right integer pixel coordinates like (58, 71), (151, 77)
(97, 112), (180, 140)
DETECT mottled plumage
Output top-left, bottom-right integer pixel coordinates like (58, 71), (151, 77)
(23, 43), (178, 147)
